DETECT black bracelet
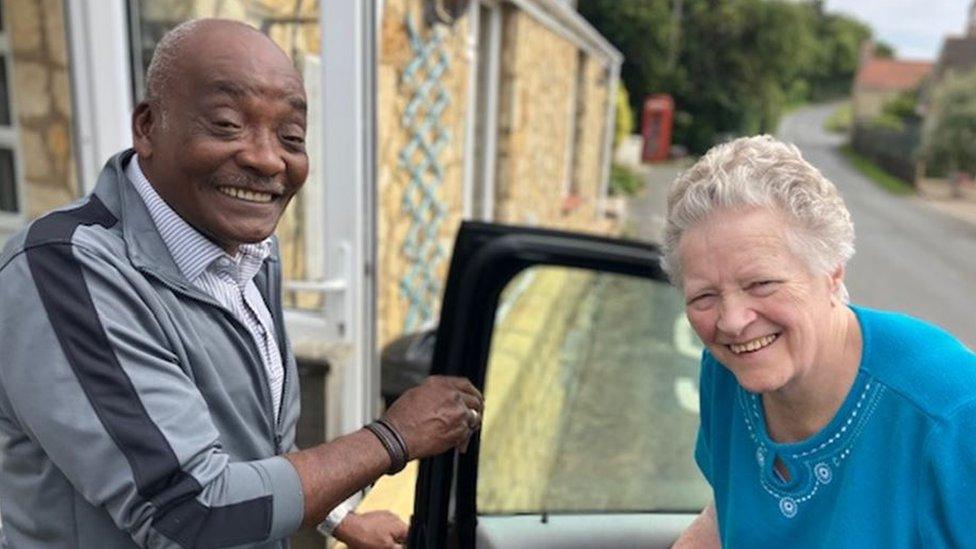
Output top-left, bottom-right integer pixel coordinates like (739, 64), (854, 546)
(364, 420), (407, 475)
(376, 417), (410, 460)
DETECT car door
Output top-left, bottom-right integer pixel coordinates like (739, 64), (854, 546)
(408, 221), (711, 548)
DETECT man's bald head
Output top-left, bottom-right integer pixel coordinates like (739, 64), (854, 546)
(143, 19), (293, 126)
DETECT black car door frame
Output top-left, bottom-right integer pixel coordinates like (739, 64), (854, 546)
(408, 221), (669, 549)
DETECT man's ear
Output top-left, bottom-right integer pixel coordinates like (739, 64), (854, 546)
(132, 102), (155, 159)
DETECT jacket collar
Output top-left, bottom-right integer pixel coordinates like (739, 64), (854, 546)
(92, 149), (279, 293)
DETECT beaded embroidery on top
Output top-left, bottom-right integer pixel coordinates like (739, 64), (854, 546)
(736, 376), (886, 518)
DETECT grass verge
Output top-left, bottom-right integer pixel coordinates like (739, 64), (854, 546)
(824, 102), (852, 134)
(840, 145), (915, 196)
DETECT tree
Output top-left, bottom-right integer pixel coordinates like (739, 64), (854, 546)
(577, 0), (673, 132)
(580, 0), (874, 153)
(922, 70), (976, 181)
(806, 13), (872, 100)
(874, 41), (896, 59)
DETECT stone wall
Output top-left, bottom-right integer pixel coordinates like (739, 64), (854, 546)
(493, 9), (615, 234)
(493, 8), (577, 227)
(570, 55), (610, 221)
(8, 0), (77, 219)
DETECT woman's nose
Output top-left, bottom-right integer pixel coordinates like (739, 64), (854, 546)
(716, 296), (756, 337)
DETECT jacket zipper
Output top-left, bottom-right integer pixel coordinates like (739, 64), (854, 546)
(140, 266), (283, 451)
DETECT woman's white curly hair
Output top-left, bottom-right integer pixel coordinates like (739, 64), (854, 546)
(661, 135), (856, 302)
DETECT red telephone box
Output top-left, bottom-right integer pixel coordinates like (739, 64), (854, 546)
(641, 94), (674, 163)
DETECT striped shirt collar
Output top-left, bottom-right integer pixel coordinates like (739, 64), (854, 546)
(125, 156), (272, 285)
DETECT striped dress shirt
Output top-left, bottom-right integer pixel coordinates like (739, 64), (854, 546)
(126, 157), (285, 422)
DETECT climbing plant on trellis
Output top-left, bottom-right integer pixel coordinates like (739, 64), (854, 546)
(398, 16), (451, 331)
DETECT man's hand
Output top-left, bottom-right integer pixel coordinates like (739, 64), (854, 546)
(284, 375), (483, 529)
(333, 511), (408, 549)
(383, 375), (484, 459)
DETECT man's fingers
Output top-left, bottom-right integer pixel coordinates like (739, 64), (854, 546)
(446, 376), (482, 400)
(460, 392), (483, 414)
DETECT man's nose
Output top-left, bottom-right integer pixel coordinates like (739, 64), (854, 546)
(716, 295), (756, 337)
(237, 130), (286, 177)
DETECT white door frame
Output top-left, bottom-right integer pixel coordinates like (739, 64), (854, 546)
(320, 0), (377, 435)
(64, 0), (133, 193)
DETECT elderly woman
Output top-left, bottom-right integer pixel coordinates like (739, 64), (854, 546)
(665, 136), (976, 547)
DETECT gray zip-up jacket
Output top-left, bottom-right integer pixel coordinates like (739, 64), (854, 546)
(0, 151), (304, 548)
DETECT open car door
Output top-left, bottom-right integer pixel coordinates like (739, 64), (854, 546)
(408, 222), (710, 548)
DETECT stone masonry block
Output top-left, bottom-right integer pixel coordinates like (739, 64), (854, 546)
(12, 62), (51, 119)
(43, 0), (69, 67)
(52, 68), (72, 117)
(20, 128), (51, 181)
(9, 0), (42, 54)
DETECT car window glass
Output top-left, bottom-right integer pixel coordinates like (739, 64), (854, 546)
(477, 265), (711, 515)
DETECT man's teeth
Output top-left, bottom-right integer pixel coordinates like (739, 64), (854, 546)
(729, 334), (777, 355)
(218, 186), (274, 203)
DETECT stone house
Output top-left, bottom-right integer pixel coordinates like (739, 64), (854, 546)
(0, 0), (622, 474)
(850, 44), (932, 123)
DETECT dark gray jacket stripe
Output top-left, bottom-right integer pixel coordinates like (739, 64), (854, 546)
(24, 197), (273, 547)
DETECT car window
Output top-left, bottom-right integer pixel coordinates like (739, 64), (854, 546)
(476, 265), (711, 515)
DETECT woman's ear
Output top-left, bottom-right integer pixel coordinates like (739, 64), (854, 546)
(828, 264), (845, 304)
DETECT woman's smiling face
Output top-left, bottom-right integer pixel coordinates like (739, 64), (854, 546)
(678, 207), (841, 395)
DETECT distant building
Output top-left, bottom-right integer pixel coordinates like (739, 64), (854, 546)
(851, 43), (932, 122)
(931, 0), (976, 83)
(849, 43), (933, 183)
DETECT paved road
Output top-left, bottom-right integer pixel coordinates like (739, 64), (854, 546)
(779, 104), (976, 349)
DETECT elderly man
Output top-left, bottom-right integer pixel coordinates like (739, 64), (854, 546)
(0, 19), (481, 549)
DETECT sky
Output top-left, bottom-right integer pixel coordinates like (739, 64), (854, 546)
(825, 0), (971, 60)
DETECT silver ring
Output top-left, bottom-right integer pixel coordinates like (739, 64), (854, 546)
(467, 408), (480, 428)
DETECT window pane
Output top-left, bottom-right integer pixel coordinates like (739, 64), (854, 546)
(0, 148), (18, 213)
(477, 266), (710, 515)
(0, 56), (11, 127)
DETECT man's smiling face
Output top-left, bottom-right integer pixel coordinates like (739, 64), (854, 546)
(133, 21), (308, 254)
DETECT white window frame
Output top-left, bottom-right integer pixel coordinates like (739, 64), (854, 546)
(0, 29), (26, 238)
(64, 0), (133, 194)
